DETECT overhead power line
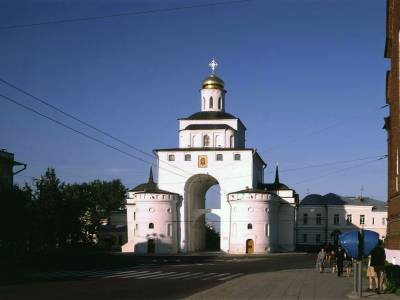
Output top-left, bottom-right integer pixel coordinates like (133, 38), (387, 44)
(266, 155), (386, 174)
(292, 157), (385, 186)
(0, 92), (187, 179)
(0, 92), (226, 196)
(0, 0), (252, 30)
(0, 77), (195, 177)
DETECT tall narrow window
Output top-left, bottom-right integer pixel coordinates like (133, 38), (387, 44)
(372, 217), (375, 225)
(202, 97), (205, 110)
(265, 224), (269, 237)
(209, 97), (213, 108)
(203, 135), (210, 147)
(230, 135), (234, 148)
(303, 213), (308, 225)
(346, 214), (352, 225)
(334, 214), (339, 225)
(303, 234), (307, 243)
(167, 224), (172, 237)
(218, 97), (222, 109)
(360, 215), (365, 225)
(316, 214), (322, 225)
(382, 217), (386, 225)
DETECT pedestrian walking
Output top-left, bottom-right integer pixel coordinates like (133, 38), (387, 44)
(344, 252), (352, 277)
(367, 255), (378, 292)
(330, 250), (337, 273)
(316, 247), (326, 273)
(336, 246), (344, 277)
(369, 240), (386, 293)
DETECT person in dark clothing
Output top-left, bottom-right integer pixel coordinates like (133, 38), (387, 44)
(370, 240), (386, 293)
(336, 246), (345, 277)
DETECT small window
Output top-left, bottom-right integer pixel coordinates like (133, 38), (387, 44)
(316, 214), (322, 225)
(360, 215), (365, 225)
(234, 154), (241, 160)
(316, 234), (321, 243)
(382, 217), (386, 225)
(265, 224), (269, 237)
(134, 212), (136, 220)
(167, 224), (172, 237)
(247, 223), (253, 230)
(203, 135), (210, 147)
(303, 213), (308, 225)
(209, 96), (213, 108)
(334, 214), (339, 225)
(149, 223), (154, 229)
(346, 214), (352, 225)
(168, 154), (175, 161)
(372, 217), (375, 225)
(303, 234), (307, 243)
(185, 154), (191, 161)
(218, 97), (222, 109)
(216, 154), (223, 161)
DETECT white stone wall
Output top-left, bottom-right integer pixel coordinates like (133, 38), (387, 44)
(157, 149), (263, 253)
(200, 88), (225, 112)
(227, 193), (281, 253)
(178, 118), (245, 149)
(122, 192), (180, 254)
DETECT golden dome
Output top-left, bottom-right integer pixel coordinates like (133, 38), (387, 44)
(202, 74), (225, 90)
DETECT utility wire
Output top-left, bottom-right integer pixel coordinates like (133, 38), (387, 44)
(265, 155), (386, 174)
(0, 92), (226, 196)
(0, 77), (195, 177)
(292, 157), (386, 186)
(0, 92), (188, 179)
(0, 0), (252, 30)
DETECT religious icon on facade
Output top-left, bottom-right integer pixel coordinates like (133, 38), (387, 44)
(198, 155), (208, 168)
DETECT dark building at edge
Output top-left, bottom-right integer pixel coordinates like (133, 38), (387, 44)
(384, 0), (400, 264)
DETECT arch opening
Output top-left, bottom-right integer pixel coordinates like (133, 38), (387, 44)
(184, 174), (220, 252)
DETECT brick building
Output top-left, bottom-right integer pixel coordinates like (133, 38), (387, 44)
(384, 0), (400, 264)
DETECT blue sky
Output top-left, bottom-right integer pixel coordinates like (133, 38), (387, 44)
(0, 0), (389, 201)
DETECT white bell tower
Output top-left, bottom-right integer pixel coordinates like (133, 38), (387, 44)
(200, 59), (226, 112)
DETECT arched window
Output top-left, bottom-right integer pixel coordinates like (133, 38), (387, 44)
(149, 223), (154, 229)
(209, 97), (213, 108)
(247, 223), (253, 230)
(203, 135), (210, 147)
(218, 97), (222, 109)
(202, 97), (206, 110)
(230, 135), (234, 148)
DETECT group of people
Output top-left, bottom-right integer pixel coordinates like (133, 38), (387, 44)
(316, 246), (351, 277)
(315, 240), (386, 294)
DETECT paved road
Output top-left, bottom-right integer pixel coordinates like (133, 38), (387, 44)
(0, 253), (346, 300)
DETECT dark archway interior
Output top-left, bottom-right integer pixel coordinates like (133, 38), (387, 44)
(184, 174), (220, 252)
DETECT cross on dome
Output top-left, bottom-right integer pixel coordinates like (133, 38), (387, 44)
(209, 58), (218, 74)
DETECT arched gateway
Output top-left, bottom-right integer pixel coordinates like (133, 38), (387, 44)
(122, 60), (299, 254)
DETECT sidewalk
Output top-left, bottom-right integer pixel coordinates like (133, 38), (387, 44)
(184, 268), (398, 300)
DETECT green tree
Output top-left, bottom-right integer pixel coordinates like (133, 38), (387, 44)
(34, 168), (64, 249)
